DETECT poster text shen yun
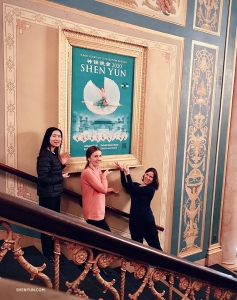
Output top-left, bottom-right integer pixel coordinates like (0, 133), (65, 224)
(70, 47), (134, 157)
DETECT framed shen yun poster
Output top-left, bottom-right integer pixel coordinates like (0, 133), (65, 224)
(59, 29), (148, 173)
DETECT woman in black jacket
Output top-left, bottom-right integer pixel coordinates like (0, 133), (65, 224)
(37, 127), (70, 262)
(115, 162), (162, 251)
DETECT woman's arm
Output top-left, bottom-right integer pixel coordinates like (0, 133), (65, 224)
(37, 155), (63, 185)
(82, 169), (108, 194)
(114, 161), (130, 190)
(120, 170), (130, 190)
(126, 174), (155, 197)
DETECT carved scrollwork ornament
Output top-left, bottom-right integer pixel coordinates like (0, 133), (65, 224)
(65, 242), (94, 266)
(0, 220), (14, 261)
(213, 287), (234, 300)
(97, 252), (121, 269)
(13, 235), (52, 288)
(130, 261), (149, 280)
(178, 275), (191, 292)
(150, 267), (167, 282)
(148, 268), (166, 300)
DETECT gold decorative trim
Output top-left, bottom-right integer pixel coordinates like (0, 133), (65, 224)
(59, 29), (148, 172)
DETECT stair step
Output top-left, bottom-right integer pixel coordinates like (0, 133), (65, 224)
(59, 254), (112, 299)
(0, 245), (68, 291)
(209, 264), (237, 278)
(113, 267), (184, 300)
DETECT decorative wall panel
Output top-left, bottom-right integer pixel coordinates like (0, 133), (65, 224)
(178, 42), (218, 257)
(194, 0), (223, 36)
(96, 0), (187, 26)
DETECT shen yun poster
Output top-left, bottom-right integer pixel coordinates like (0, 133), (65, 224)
(70, 47), (134, 158)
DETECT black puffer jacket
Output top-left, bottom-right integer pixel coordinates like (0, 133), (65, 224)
(37, 149), (65, 197)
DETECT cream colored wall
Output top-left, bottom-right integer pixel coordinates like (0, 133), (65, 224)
(17, 24), (59, 176)
(1, 0), (183, 250)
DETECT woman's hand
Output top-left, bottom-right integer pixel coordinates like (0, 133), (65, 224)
(60, 152), (70, 165)
(62, 172), (70, 178)
(107, 187), (119, 194)
(124, 165), (130, 175)
(114, 161), (124, 171)
(103, 169), (113, 177)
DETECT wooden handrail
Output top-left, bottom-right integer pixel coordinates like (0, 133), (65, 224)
(0, 162), (164, 232)
(0, 191), (237, 291)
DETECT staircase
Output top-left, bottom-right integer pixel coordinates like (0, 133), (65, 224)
(2, 240), (237, 300)
(1, 189), (237, 300)
(0, 242), (176, 300)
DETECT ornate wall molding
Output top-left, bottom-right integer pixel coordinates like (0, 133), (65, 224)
(178, 41), (218, 257)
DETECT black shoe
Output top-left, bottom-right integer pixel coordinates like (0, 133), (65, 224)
(101, 269), (113, 277)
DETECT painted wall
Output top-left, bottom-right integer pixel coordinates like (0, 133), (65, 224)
(0, 0), (236, 263)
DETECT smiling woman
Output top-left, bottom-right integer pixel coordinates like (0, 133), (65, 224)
(81, 145), (118, 231)
(114, 161), (163, 251)
(36, 127), (70, 262)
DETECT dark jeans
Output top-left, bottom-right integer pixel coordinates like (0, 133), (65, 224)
(86, 218), (111, 257)
(39, 196), (61, 259)
(129, 220), (163, 251)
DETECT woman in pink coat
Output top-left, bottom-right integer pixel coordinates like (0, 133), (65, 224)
(81, 145), (118, 231)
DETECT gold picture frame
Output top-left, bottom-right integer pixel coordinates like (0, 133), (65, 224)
(58, 29), (148, 173)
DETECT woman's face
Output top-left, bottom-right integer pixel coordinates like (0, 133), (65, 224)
(49, 130), (62, 149)
(143, 171), (154, 186)
(88, 150), (102, 168)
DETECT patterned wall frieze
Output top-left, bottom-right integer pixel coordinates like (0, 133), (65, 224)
(3, 4), (182, 247)
(96, 0), (187, 26)
(178, 42), (218, 257)
(194, 0), (223, 36)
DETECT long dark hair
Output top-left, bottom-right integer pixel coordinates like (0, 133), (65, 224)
(85, 145), (101, 168)
(143, 167), (159, 190)
(39, 127), (63, 157)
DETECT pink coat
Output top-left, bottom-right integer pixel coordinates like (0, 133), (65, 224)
(81, 167), (108, 220)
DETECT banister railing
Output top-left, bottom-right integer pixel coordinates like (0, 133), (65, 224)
(0, 162), (164, 232)
(0, 191), (237, 297)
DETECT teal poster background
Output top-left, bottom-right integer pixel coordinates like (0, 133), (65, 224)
(70, 47), (134, 157)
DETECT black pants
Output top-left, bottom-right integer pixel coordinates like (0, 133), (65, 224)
(39, 196), (61, 259)
(86, 218), (111, 232)
(129, 220), (163, 251)
(86, 218), (111, 257)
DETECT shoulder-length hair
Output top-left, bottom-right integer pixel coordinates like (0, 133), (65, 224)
(143, 167), (159, 190)
(39, 127), (63, 157)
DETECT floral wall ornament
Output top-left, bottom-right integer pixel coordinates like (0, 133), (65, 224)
(142, 0), (180, 16)
(194, 0), (223, 36)
(16, 19), (31, 34)
(17, 183), (31, 199)
(96, 0), (187, 26)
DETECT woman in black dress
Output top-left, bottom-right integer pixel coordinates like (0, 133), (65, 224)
(115, 162), (162, 251)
